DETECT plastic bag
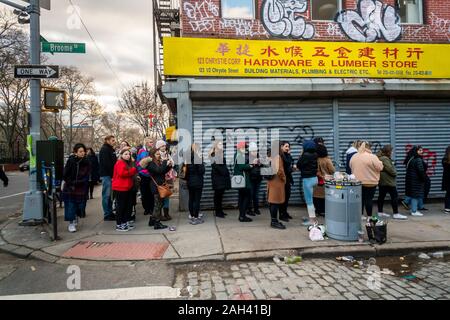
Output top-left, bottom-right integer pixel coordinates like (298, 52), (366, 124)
(309, 226), (324, 241)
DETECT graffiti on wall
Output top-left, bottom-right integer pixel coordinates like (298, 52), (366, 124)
(403, 13), (450, 41)
(183, 0), (219, 32)
(405, 144), (437, 176)
(261, 0), (315, 39)
(335, 0), (401, 42)
(220, 18), (269, 38)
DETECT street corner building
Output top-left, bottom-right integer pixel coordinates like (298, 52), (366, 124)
(154, 0), (450, 209)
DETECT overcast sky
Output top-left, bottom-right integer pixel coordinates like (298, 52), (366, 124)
(34, 0), (154, 111)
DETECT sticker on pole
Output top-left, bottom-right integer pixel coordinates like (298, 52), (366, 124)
(14, 65), (59, 79)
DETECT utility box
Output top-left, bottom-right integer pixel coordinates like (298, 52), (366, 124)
(325, 182), (362, 241)
(36, 140), (64, 190)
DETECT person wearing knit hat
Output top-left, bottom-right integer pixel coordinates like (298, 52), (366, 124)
(297, 140), (319, 226)
(155, 140), (166, 150)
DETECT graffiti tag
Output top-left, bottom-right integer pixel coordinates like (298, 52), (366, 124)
(183, 0), (219, 32)
(220, 18), (269, 38)
(405, 144), (437, 176)
(336, 0), (401, 42)
(261, 0), (315, 39)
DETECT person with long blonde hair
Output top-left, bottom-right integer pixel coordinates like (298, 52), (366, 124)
(350, 141), (383, 219)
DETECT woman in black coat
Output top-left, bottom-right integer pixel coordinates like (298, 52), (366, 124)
(87, 148), (100, 199)
(63, 143), (91, 232)
(442, 146), (450, 214)
(404, 146), (426, 217)
(209, 141), (230, 218)
(186, 143), (206, 224)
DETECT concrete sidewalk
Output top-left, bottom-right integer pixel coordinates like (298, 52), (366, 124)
(1, 187), (450, 264)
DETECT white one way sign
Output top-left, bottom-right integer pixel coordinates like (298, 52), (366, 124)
(14, 65), (59, 79)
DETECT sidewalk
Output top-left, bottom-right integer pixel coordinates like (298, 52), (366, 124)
(1, 187), (450, 263)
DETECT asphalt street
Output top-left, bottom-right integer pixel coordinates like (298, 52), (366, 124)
(0, 171), (28, 224)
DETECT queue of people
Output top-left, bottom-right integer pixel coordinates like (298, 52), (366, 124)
(61, 134), (450, 233)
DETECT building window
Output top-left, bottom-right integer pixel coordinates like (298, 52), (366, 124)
(221, 0), (255, 19)
(311, 0), (342, 21)
(396, 0), (423, 24)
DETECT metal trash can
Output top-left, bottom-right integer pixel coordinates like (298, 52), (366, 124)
(325, 181), (362, 241)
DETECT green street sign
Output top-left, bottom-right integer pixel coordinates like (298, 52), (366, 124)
(41, 42), (86, 54)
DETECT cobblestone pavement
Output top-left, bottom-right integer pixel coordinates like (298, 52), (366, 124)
(174, 256), (450, 300)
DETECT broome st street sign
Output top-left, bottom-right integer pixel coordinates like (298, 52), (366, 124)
(14, 65), (59, 79)
(41, 42), (86, 54)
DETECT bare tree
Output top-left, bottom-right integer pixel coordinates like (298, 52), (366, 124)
(119, 81), (169, 138)
(0, 10), (29, 161)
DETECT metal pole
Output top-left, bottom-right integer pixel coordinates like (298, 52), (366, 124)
(22, 0), (43, 224)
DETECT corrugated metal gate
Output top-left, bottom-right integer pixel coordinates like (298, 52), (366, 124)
(395, 100), (450, 196)
(192, 99), (334, 208)
(338, 99), (391, 168)
(191, 98), (449, 209)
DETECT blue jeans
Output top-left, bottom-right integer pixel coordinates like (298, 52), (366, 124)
(163, 197), (170, 209)
(410, 197), (420, 213)
(405, 196), (424, 210)
(101, 176), (113, 217)
(302, 177), (318, 206)
(64, 200), (86, 222)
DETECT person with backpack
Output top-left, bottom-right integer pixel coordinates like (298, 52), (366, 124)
(112, 149), (138, 232)
(209, 141), (231, 218)
(297, 140), (319, 226)
(377, 145), (407, 220)
(313, 140), (335, 216)
(62, 143), (91, 233)
(345, 140), (362, 174)
(136, 137), (155, 216)
(442, 146), (450, 214)
(186, 143), (206, 225)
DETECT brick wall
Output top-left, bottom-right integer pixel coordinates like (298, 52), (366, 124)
(180, 0), (450, 43)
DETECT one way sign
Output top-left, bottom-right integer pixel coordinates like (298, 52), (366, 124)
(14, 65), (59, 79)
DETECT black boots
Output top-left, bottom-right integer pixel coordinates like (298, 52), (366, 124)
(279, 214), (289, 222)
(271, 220), (286, 229)
(148, 216), (168, 230)
(163, 208), (172, 221)
(215, 212), (226, 218)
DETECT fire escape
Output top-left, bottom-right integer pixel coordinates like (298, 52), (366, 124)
(153, 0), (180, 102)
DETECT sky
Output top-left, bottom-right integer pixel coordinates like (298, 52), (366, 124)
(222, 0), (254, 19)
(15, 0), (155, 111)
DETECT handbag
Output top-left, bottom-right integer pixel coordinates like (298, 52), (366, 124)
(231, 174), (246, 189)
(150, 175), (173, 199)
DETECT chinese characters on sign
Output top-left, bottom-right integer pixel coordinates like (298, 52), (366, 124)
(165, 38), (450, 79)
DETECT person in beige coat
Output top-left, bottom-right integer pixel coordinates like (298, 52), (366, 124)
(350, 141), (384, 218)
(267, 142), (287, 230)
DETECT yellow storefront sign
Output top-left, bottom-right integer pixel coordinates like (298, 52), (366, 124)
(164, 37), (450, 79)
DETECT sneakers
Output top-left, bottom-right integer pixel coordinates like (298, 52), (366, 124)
(445, 209), (450, 214)
(190, 217), (204, 225)
(127, 221), (135, 230)
(215, 212), (226, 218)
(393, 213), (408, 220)
(115, 224), (129, 232)
(411, 211), (424, 217)
(302, 218), (317, 226)
(254, 210), (261, 215)
(246, 211), (256, 216)
(419, 207), (429, 211)
(68, 223), (77, 233)
(401, 200), (410, 210)
(154, 221), (168, 230)
(378, 212), (391, 218)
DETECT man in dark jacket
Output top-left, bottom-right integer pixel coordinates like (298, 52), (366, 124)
(99, 135), (117, 220)
(404, 146), (426, 216)
(0, 166), (8, 187)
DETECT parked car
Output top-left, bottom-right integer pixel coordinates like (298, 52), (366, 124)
(19, 160), (29, 171)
